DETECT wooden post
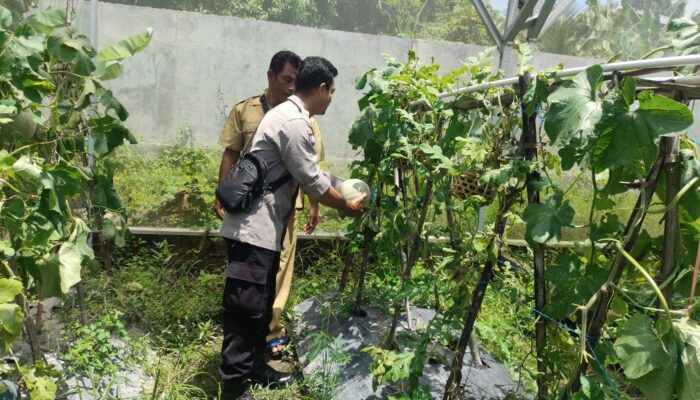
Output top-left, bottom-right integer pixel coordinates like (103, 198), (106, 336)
(385, 179), (434, 348)
(519, 72), (548, 400)
(659, 136), (680, 304)
(445, 177), (483, 366)
(443, 193), (514, 400)
(351, 169), (378, 314)
(569, 145), (666, 394)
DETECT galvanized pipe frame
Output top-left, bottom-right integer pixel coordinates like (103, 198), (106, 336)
(440, 54), (700, 99)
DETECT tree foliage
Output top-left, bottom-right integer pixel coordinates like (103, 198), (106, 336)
(102, 0), (502, 44)
(539, 0), (690, 59)
(0, 6), (150, 396)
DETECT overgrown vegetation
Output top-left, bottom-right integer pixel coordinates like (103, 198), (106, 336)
(0, 5), (151, 397)
(344, 34), (700, 398)
(112, 130), (352, 231)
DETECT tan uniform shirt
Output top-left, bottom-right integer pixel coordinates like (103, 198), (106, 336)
(218, 94), (326, 208)
(219, 95), (331, 251)
(218, 94), (325, 159)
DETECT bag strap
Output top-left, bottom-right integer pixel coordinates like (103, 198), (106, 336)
(241, 94), (270, 155)
(244, 151), (292, 195)
(267, 173), (292, 193)
(260, 93), (270, 113)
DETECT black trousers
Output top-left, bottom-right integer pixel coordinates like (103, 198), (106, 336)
(219, 239), (280, 381)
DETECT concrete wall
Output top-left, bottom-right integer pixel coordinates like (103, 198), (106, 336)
(82, 2), (617, 163)
(36, 2), (700, 161)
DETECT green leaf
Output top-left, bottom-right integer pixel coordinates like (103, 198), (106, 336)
(544, 65), (603, 145)
(70, 219), (95, 262)
(21, 367), (57, 400)
(90, 119), (137, 155)
(0, 240), (15, 257)
(355, 68), (376, 90)
(93, 167), (123, 211)
(627, 322), (678, 400)
(95, 27), (153, 80)
(0, 303), (24, 348)
(594, 90), (693, 171)
(25, 8), (66, 34)
(545, 254), (607, 319)
(614, 314), (672, 379)
(12, 155), (41, 180)
(668, 17), (700, 55)
(677, 149), (700, 220)
(349, 105), (376, 149)
(523, 190), (575, 245)
(0, 6), (11, 29)
(674, 318), (700, 400)
(591, 213), (623, 242)
(0, 279), (22, 303)
(102, 219), (116, 240)
(46, 27), (95, 76)
(99, 89), (129, 121)
(38, 254), (62, 298)
(58, 242), (81, 294)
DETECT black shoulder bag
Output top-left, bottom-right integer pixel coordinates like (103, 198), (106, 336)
(216, 152), (292, 214)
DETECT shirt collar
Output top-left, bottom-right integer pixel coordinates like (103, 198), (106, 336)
(288, 95), (310, 119)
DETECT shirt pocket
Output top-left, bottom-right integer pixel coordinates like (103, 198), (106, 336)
(241, 121), (259, 149)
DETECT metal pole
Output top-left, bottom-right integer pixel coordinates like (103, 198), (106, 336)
(425, 54), (700, 103)
(470, 0), (504, 51)
(498, 0), (521, 75)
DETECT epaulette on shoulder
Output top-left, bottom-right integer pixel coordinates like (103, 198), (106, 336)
(234, 95), (258, 108)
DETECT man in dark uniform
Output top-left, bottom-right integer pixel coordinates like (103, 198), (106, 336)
(218, 57), (365, 399)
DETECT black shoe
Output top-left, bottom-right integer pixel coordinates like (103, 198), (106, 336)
(249, 363), (294, 388)
(222, 379), (252, 400)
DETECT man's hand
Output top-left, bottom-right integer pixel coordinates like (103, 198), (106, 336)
(304, 199), (320, 234)
(317, 185), (367, 218)
(343, 194), (367, 218)
(214, 199), (226, 220)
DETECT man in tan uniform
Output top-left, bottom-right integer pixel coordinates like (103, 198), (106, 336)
(215, 50), (323, 361)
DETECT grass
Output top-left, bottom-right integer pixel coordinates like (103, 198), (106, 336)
(80, 140), (660, 398)
(112, 132), (352, 233)
(58, 232), (544, 399)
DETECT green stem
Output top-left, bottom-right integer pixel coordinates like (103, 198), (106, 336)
(563, 170), (586, 197)
(610, 282), (687, 316)
(0, 178), (23, 194)
(9, 140), (58, 157)
(614, 242), (673, 324)
(589, 165), (598, 263)
(640, 45), (673, 60)
(646, 177), (699, 214)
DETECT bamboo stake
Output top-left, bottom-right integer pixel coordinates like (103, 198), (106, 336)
(567, 142), (667, 395)
(443, 192), (515, 400)
(385, 178), (434, 348)
(519, 72), (548, 400)
(352, 169), (378, 315)
(659, 136), (680, 304)
(445, 177), (483, 366)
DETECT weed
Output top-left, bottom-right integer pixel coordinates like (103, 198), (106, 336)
(61, 311), (138, 382)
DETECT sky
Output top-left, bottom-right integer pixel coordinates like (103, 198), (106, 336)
(488, 0), (700, 16)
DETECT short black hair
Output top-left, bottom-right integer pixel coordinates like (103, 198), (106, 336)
(269, 50), (301, 75)
(295, 57), (338, 93)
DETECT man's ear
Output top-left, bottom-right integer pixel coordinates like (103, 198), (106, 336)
(267, 69), (274, 81)
(319, 82), (327, 94)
